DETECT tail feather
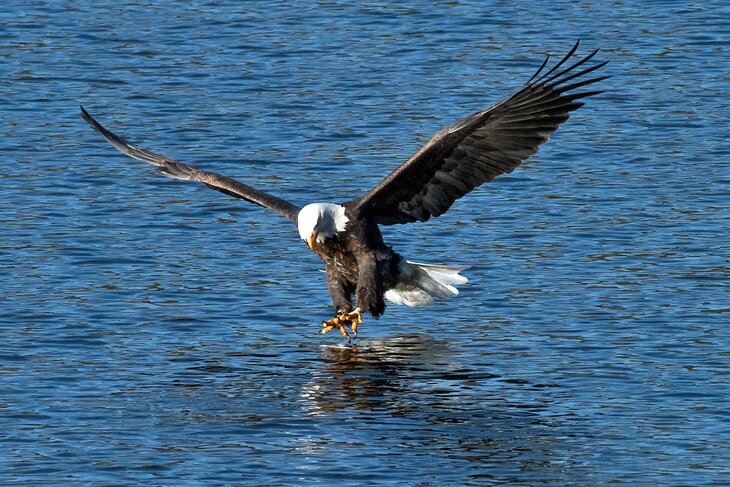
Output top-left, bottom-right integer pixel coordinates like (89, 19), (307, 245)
(417, 263), (469, 289)
(385, 260), (470, 307)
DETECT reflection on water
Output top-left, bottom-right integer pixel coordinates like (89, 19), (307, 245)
(300, 334), (578, 485)
(303, 334), (466, 414)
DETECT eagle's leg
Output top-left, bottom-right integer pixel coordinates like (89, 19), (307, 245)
(321, 307), (362, 337)
(322, 267), (360, 336)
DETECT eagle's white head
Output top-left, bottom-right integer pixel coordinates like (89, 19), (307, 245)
(297, 203), (349, 250)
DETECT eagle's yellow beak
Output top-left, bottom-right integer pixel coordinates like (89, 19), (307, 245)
(307, 232), (316, 250)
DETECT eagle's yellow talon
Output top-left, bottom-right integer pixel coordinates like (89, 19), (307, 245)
(321, 307), (363, 336)
(344, 308), (362, 324)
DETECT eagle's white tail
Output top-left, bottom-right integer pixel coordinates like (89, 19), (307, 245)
(384, 260), (470, 307)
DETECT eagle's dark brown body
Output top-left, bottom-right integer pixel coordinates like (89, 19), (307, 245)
(315, 209), (402, 318)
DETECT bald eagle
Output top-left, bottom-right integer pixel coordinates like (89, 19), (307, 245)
(81, 42), (607, 337)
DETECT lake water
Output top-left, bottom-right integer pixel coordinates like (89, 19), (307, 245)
(2, 1), (729, 485)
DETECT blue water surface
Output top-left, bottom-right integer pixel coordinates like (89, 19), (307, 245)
(1, 1), (729, 485)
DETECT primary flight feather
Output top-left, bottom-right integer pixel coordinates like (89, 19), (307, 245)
(81, 41), (607, 337)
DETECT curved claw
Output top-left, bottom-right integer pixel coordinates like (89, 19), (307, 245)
(348, 308), (362, 336)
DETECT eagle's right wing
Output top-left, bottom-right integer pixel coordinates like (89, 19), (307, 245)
(350, 41), (608, 225)
(81, 106), (300, 224)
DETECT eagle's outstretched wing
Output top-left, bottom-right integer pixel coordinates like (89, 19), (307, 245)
(80, 106), (300, 223)
(350, 41), (609, 225)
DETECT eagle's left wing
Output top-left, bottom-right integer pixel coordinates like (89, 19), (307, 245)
(80, 106), (300, 223)
(350, 41), (608, 225)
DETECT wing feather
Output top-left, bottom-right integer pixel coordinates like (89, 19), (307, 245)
(350, 41), (608, 225)
(80, 106), (300, 223)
